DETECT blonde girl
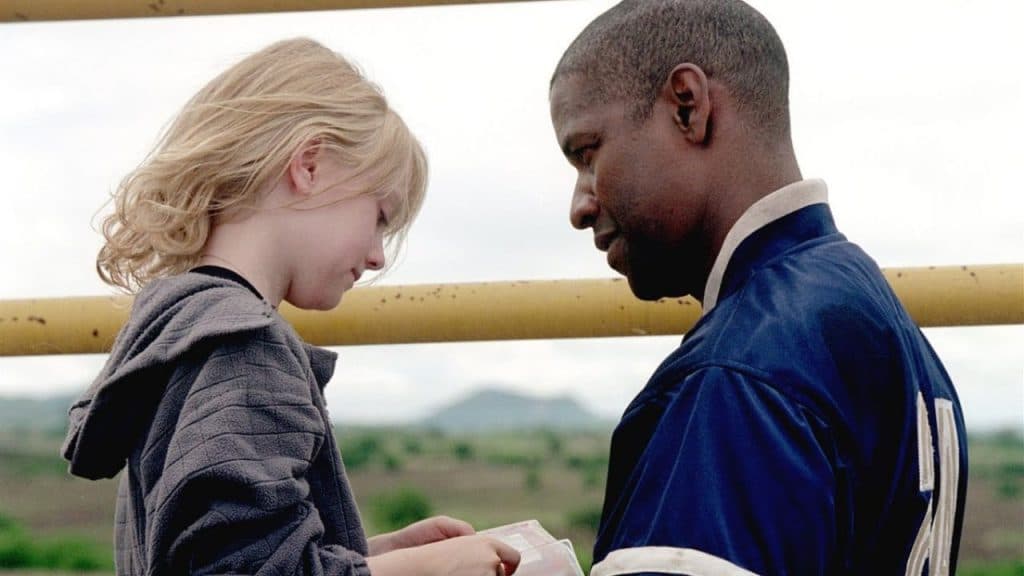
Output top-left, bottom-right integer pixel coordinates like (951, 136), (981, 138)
(62, 38), (519, 576)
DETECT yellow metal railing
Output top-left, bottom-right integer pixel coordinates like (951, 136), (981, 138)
(1, 264), (1021, 357)
(2, 0), (548, 22)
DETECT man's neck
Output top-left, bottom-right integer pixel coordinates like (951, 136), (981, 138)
(697, 147), (802, 303)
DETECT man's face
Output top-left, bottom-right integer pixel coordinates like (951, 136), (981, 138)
(549, 74), (709, 300)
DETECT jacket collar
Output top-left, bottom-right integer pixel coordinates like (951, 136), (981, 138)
(702, 179), (831, 315)
(305, 343), (338, 390)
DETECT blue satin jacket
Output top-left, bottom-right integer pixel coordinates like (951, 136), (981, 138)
(592, 181), (967, 576)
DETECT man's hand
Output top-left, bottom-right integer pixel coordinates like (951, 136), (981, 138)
(368, 515), (476, 555)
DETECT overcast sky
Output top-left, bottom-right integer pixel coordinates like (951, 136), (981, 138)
(0, 0), (1021, 431)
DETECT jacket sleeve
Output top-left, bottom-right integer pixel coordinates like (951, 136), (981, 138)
(592, 366), (839, 576)
(142, 331), (370, 576)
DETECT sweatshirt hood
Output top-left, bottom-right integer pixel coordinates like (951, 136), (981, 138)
(61, 273), (337, 480)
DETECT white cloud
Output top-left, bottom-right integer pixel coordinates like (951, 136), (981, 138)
(0, 355), (106, 398)
(924, 326), (1024, 432)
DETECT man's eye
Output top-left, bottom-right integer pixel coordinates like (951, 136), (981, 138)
(573, 144), (597, 166)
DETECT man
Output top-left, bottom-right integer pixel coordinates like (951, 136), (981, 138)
(548, 1), (968, 574)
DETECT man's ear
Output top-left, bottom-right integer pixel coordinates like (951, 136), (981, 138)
(665, 63), (711, 144)
(287, 138), (322, 197)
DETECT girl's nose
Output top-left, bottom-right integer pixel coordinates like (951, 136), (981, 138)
(366, 233), (385, 271)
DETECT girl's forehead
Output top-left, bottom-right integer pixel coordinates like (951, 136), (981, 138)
(370, 189), (399, 218)
(382, 177), (415, 202)
(381, 191), (407, 222)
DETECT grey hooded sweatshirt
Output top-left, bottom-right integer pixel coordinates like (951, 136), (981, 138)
(61, 272), (371, 576)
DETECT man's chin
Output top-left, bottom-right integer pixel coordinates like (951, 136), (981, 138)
(626, 274), (686, 301)
(624, 266), (695, 301)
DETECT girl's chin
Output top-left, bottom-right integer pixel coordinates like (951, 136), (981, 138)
(284, 290), (344, 312)
(318, 292), (345, 311)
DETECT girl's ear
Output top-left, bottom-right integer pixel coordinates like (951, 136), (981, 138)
(287, 139), (322, 197)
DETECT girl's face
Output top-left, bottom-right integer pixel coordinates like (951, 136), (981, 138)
(281, 168), (400, 311)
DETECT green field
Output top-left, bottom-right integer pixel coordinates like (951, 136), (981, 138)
(0, 427), (1021, 574)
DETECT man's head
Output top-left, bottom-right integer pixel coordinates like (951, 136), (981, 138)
(554, 0), (790, 140)
(549, 0), (795, 300)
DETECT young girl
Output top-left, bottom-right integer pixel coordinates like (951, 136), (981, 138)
(61, 38), (519, 576)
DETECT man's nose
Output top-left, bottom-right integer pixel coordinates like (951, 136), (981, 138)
(569, 175), (598, 230)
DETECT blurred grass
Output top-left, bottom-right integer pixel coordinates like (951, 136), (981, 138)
(959, 561), (1024, 576)
(0, 515), (112, 572)
(0, 427), (1019, 575)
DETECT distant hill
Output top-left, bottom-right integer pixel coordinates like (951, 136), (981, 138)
(0, 389), (611, 434)
(417, 388), (611, 432)
(0, 395), (73, 432)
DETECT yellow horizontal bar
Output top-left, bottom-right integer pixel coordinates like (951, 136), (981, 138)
(0, 264), (1021, 357)
(2, 0), (548, 23)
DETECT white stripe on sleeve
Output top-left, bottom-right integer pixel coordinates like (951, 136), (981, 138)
(590, 547), (760, 576)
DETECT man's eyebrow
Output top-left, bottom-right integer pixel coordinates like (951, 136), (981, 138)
(560, 131), (597, 159)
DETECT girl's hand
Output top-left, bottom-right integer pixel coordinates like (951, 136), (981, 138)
(368, 515), (476, 555)
(366, 534), (520, 576)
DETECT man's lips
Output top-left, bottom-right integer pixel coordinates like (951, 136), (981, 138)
(594, 230), (618, 252)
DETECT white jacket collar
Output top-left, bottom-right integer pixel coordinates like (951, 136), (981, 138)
(701, 179), (829, 315)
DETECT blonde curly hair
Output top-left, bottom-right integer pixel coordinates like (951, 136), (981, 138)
(97, 37), (427, 292)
